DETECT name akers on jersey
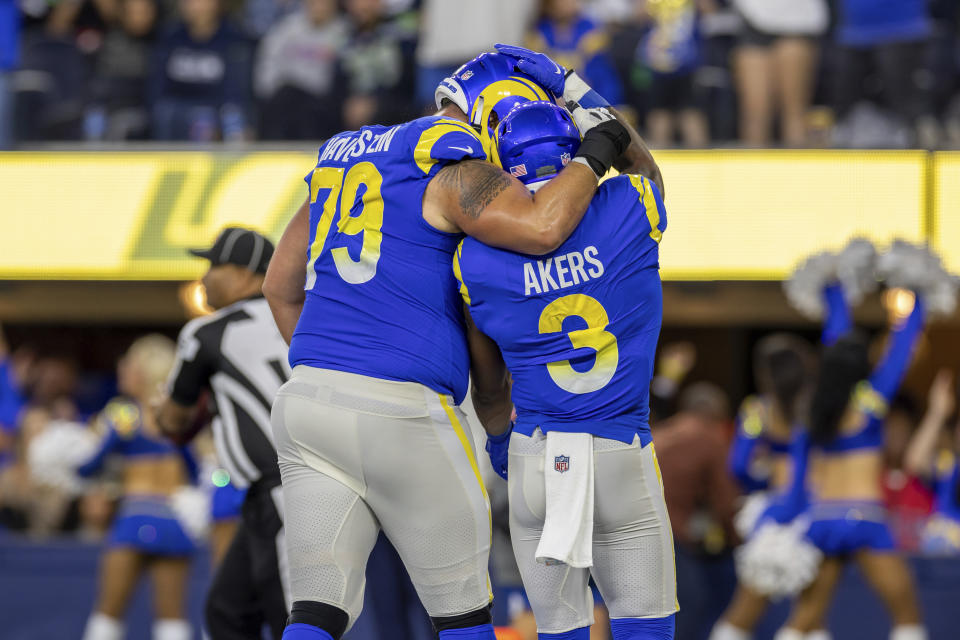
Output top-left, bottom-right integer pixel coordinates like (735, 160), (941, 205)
(319, 125), (402, 163)
(523, 246), (605, 296)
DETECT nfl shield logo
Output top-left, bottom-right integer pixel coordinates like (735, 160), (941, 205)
(560, 152), (571, 166)
(554, 455), (570, 473)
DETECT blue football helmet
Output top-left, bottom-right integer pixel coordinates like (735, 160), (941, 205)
(435, 52), (556, 161)
(495, 101), (581, 188)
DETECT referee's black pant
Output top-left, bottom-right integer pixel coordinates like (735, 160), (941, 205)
(206, 477), (288, 640)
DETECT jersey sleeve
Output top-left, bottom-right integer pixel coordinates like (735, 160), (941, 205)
(622, 174), (667, 245)
(869, 295), (925, 401)
(413, 118), (486, 176)
(452, 239), (472, 307)
(167, 318), (214, 407)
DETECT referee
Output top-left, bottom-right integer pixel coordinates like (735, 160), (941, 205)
(157, 227), (291, 639)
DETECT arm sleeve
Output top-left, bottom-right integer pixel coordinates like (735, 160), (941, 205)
(167, 321), (213, 407)
(763, 430), (811, 524)
(76, 427), (122, 478)
(821, 282), (853, 346)
(869, 295), (926, 401)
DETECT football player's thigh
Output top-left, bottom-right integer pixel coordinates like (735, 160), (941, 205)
(591, 439), (677, 620)
(360, 401), (491, 618)
(509, 431), (594, 634)
(275, 392), (380, 624)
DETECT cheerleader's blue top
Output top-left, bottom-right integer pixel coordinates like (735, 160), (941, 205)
(77, 398), (198, 482)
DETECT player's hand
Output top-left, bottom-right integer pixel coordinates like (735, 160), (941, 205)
(494, 43), (567, 95)
(485, 426), (512, 481)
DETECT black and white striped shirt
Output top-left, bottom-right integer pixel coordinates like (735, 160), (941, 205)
(168, 296), (290, 488)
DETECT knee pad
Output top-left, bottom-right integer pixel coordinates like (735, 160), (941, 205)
(82, 613), (124, 640)
(432, 605), (492, 633)
(286, 601), (349, 640)
(153, 618), (191, 640)
(610, 614), (675, 640)
(539, 628), (590, 639)
(890, 625), (928, 640)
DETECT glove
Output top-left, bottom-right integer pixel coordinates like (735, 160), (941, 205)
(494, 43), (566, 95)
(573, 113), (630, 179)
(495, 43), (610, 109)
(485, 426), (512, 481)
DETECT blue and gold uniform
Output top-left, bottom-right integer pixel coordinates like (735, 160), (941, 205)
(288, 116), (486, 403)
(455, 172), (667, 444)
(806, 286), (926, 555)
(78, 398), (198, 555)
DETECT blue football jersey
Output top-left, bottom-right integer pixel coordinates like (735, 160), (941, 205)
(455, 174), (667, 443)
(288, 116), (486, 402)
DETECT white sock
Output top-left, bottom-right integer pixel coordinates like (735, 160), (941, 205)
(82, 613), (124, 640)
(806, 631), (832, 640)
(773, 629), (805, 640)
(153, 618), (192, 640)
(710, 621), (751, 640)
(890, 625), (928, 640)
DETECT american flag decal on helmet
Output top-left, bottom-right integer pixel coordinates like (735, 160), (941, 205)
(554, 455), (569, 473)
(510, 164), (527, 177)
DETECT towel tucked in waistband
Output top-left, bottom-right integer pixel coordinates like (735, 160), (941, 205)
(535, 431), (594, 568)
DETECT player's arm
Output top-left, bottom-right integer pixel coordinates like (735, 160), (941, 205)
(263, 198), (310, 344)
(493, 43), (664, 197)
(609, 106), (664, 198)
(426, 114), (629, 255)
(465, 307), (512, 437)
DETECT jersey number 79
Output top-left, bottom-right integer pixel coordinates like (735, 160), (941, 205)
(306, 162), (385, 287)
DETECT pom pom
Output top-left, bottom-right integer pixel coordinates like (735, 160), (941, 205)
(170, 486), (212, 543)
(734, 492), (770, 541)
(877, 240), (958, 317)
(783, 252), (837, 318)
(27, 421), (99, 495)
(735, 518), (822, 599)
(835, 237), (878, 306)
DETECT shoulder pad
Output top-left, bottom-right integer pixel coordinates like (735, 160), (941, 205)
(739, 396), (765, 438)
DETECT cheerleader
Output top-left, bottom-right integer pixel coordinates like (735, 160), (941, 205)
(80, 335), (198, 640)
(711, 333), (823, 640)
(777, 279), (928, 640)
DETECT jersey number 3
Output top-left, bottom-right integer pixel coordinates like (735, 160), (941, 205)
(539, 294), (619, 394)
(306, 162), (384, 287)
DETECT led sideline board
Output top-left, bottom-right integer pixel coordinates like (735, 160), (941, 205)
(0, 150), (933, 281)
(932, 152), (960, 274)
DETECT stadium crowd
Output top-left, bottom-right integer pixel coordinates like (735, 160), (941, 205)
(1, 0), (959, 149)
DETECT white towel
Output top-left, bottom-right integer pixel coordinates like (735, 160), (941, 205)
(535, 431), (594, 568)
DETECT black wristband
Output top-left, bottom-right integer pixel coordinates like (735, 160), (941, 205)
(574, 120), (630, 178)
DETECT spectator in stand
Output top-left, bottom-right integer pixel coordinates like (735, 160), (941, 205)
(84, 0), (158, 140)
(882, 393), (934, 551)
(415, 0), (537, 109)
(0, 0), (19, 149)
(652, 383), (739, 640)
(730, 0), (828, 145)
(634, 0), (710, 147)
(525, 0), (623, 106)
(337, 0), (417, 130)
(150, 0), (253, 141)
(254, 0), (346, 140)
(830, 0), (938, 149)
